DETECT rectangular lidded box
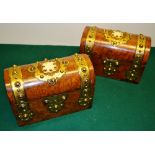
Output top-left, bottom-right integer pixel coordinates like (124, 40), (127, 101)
(80, 26), (151, 83)
(4, 54), (95, 126)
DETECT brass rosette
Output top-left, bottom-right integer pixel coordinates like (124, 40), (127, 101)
(103, 29), (131, 46)
(28, 58), (69, 85)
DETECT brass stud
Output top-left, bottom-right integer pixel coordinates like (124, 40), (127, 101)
(81, 67), (87, 73)
(23, 113), (28, 118)
(84, 98), (88, 102)
(115, 61), (119, 65)
(60, 69), (64, 73)
(13, 70), (17, 75)
(40, 75), (44, 78)
(28, 65), (36, 72)
(84, 79), (88, 83)
(78, 100), (82, 103)
(44, 99), (49, 104)
(43, 69), (47, 72)
(17, 89), (21, 92)
(109, 63), (112, 67)
(18, 93), (24, 99)
(14, 81), (21, 88)
(20, 100), (25, 104)
(21, 103), (26, 108)
(62, 95), (66, 100)
(89, 35), (92, 38)
(18, 114), (22, 118)
(139, 44), (143, 48)
(134, 65), (138, 68)
(48, 79), (56, 85)
(84, 89), (88, 93)
(85, 85), (88, 88)
(139, 34), (144, 39)
(62, 60), (69, 65)
(54, 104), (58, 108)
(86, 46), (90, 51)
(103, 60), (107, 64)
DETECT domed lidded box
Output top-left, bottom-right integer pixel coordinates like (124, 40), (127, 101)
(4, 54), (95, 126)
(80, 26), (151, 83)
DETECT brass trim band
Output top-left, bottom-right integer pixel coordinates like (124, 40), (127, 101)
(85, 26), (96, 56)
(126, 34), (146, 81)
(9, 65), (33, 121)
(73, 54), (92, 106)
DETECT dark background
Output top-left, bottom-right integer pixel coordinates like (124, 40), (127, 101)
(0, 44), (155, 131)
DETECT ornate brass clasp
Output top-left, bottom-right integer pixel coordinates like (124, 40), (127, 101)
(42, 94), (67, 113)
(103, 58), (119, 76)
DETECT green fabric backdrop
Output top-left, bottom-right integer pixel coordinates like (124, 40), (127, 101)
(0, 44), (155, 131)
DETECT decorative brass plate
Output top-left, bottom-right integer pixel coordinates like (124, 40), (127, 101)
(103, 29), (131, 46)
(126, 34), (146, 81)
(103, 58), (119, 76)
(85, 26), (96, 56)
(73, 54), (92, 106)
(28, 58), (69, 85)
(42, 94), (67, 113)
(9, 65), (33, 121)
